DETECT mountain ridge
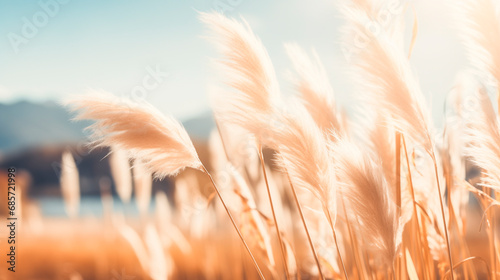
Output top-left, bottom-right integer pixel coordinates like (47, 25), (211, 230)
(0, 100), (215, 155)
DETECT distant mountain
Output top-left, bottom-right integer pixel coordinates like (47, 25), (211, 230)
(0, 101), (88, 153)
(0, 100), (215, 155)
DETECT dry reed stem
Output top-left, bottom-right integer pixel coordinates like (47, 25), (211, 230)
(401, 135), (428, 279)
(285, 171), (325, 280)
(258, 146), (290, 279)
(325, 208), (349, 280)
(201, 165), (266, 280)
(443, 257), (491, 280)
(341, 194), (368, 280)
(429, 149), (455, 280)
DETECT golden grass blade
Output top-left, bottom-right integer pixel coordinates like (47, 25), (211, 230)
(60, 150), (80, 218)
(133, 159), (153, 216)
(405, 248), (419, 280)
(144, 224), (170, 280)
(117, 222), (150, 274)
(109, 146), (132, 203)
(408, 7), (418, 59)
(155, 191), (171, 227)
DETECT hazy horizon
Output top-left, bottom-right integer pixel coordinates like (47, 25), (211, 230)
(1, 0), (468, 126)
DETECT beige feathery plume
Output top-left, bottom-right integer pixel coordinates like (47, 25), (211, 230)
(333, 139), (401, 266)
(366, 113), (396, 189)
(339, 0), (406, 50)
(201, 12), (281, 146)
(60, 150), (80, 218)
(272, 104), (342, 278)
(284, 43), (343, 136)
(465, 87), (500, 190)
(274, 102), (337, 226)
(363, 112), (413, 226)
(109, 146), (132, 203)
(117, 219), (173, 279)
(444, 74), (471, 233)
(456, 0), (500, 89)
(66, 92), (202, 178)
(343, 12), (434, 152)
(134, 159), (153, 216)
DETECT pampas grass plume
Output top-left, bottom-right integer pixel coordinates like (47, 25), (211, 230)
(65, 92), (202, 178)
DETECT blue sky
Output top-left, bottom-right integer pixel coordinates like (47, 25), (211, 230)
(0, 0), (466, 125)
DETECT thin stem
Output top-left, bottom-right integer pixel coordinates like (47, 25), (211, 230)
(395, 132), (402, 215)
(443, 256), (491, 280)
(325, 209), (349, 280)
(341, 195), (366, 280)
(429, 149), (455, 280)
(214, 118), (231, 162)
(285, 172), (325, 280)
(401, 135), (428, 279)
(485, 187), (497, 280)
(491, 216), (497, 280)
(395, 132), (402, 279)
(201, 165), (266, 280)
(258, 146), (290, 280)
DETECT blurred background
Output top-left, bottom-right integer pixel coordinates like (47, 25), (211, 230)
(0, 0), (475, 279)
(0, 0), (466, 203)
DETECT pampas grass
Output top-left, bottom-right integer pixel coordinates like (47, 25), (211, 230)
(66, 92), (203, 178)
(456, 0), (500, 90)
(342, 12), (434, 151)
(273, 102), (337, 228)
(284, 43), (343, 136)
(333, 139), (401, 267)
(465, 87), (500, 190)
(201, 12), (281, 147)
(67, 91), (268, 279)
(52, 5), (500, 280)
